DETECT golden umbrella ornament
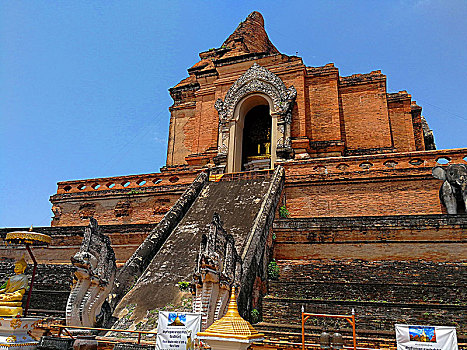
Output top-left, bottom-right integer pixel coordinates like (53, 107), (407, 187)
(4, 227), (51, 317)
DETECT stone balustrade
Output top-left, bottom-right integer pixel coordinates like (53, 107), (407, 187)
(55, 149), (467, 194)
(55, 170), (199, 194)
(279, 148), (467, 179)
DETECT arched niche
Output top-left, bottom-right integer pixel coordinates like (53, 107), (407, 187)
(214, 63), (296, 173)
(228, 94), (275, 172)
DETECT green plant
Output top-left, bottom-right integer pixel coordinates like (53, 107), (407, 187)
(272, 232), (276, 240)
(125, 276), (139, 295)
(178, 281), (191, 292)
(268, 260), (280, 280)
(123, 304), (136, 319)
(250, 308), (261, 324)
(161, 303), (175, 311)
(279, 205), (289, 218)
(181, 296), (192, 309)
(128, 189), (141, 195)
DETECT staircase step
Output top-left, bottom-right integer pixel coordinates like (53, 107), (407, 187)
(267, 280), (464, 305)
(273, 260), (466, 286)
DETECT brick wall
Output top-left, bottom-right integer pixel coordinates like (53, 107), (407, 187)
(263, 259), (466, 335)
(167, 107), (195, 166)
(339, 72), (393, 153)
(388, 92), (416, 152)
(306, 66), (341, 141)
(285, 178), (442, 217)
(280, 149), (467, 217)
(262, 215), (467, 341)
(0, 224), (156, 264)
(50, 169), (198, 226)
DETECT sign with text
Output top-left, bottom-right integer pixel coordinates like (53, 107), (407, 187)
(395, 324), (458, 350)
(156, 312), (201, 350)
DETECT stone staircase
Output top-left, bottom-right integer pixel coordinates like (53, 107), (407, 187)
(113, 168), (284, 326)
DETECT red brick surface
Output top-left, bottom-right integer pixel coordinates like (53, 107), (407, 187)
(280, 148), (466, 217)
(387, 91), (416, 152)
(50, 169), (198, 226)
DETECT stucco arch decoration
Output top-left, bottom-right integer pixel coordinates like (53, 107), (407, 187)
(215, 63), (297, 123)
(214, 63), (297, 172)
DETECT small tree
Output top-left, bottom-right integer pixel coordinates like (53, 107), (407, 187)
(279, 205), (289, 218)
(251, 308), (261, 324)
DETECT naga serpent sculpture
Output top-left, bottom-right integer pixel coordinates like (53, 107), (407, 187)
(66, 217), (116, 327)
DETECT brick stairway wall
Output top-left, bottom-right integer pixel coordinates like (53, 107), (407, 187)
(258, 215), (467, 345)
(263, 260), (466, 332)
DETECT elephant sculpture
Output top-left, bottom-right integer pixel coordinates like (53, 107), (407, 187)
(432, 164), (467, 214)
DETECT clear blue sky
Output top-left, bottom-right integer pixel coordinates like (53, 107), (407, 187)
(1, 1), (466, 227)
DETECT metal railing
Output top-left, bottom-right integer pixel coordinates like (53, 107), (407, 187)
(57, 325), (157, 345)
(301, 308), (357, 350)
(215, 168), (274, 182)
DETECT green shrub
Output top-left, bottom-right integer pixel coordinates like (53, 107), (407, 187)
(251, 308), (261, 324)
(177, 281), (191, 292)
(268, 260), (280, 280)
(279, 205), (289, 218)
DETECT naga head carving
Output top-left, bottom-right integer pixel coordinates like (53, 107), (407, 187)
(71, 250), (98, 272)
(70, 217), (116, 284)
(67, 217), (116, 328)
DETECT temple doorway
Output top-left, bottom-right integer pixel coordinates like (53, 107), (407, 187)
(241, 105), (272, 171)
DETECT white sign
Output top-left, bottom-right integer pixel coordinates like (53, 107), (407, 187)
(395, 324), (458, 350)
(156, 312), (201, 350)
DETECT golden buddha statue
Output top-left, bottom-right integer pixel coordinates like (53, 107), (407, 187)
(0, 257), (28, 317)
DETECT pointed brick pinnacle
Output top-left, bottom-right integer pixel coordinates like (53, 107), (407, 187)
(222, 11), (279, 55)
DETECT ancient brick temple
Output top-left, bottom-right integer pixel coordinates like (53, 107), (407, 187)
(1, 11), (466, 349)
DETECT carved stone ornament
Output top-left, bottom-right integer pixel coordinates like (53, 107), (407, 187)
(218, 127), (229, 154)
(52, 205), (62, 219)
(215, 63), (297, 125)
(66, 217), (116, 327)
(192, 213), (241, 330)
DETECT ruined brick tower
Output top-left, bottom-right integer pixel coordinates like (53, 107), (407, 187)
(167, 11), (434, 172)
